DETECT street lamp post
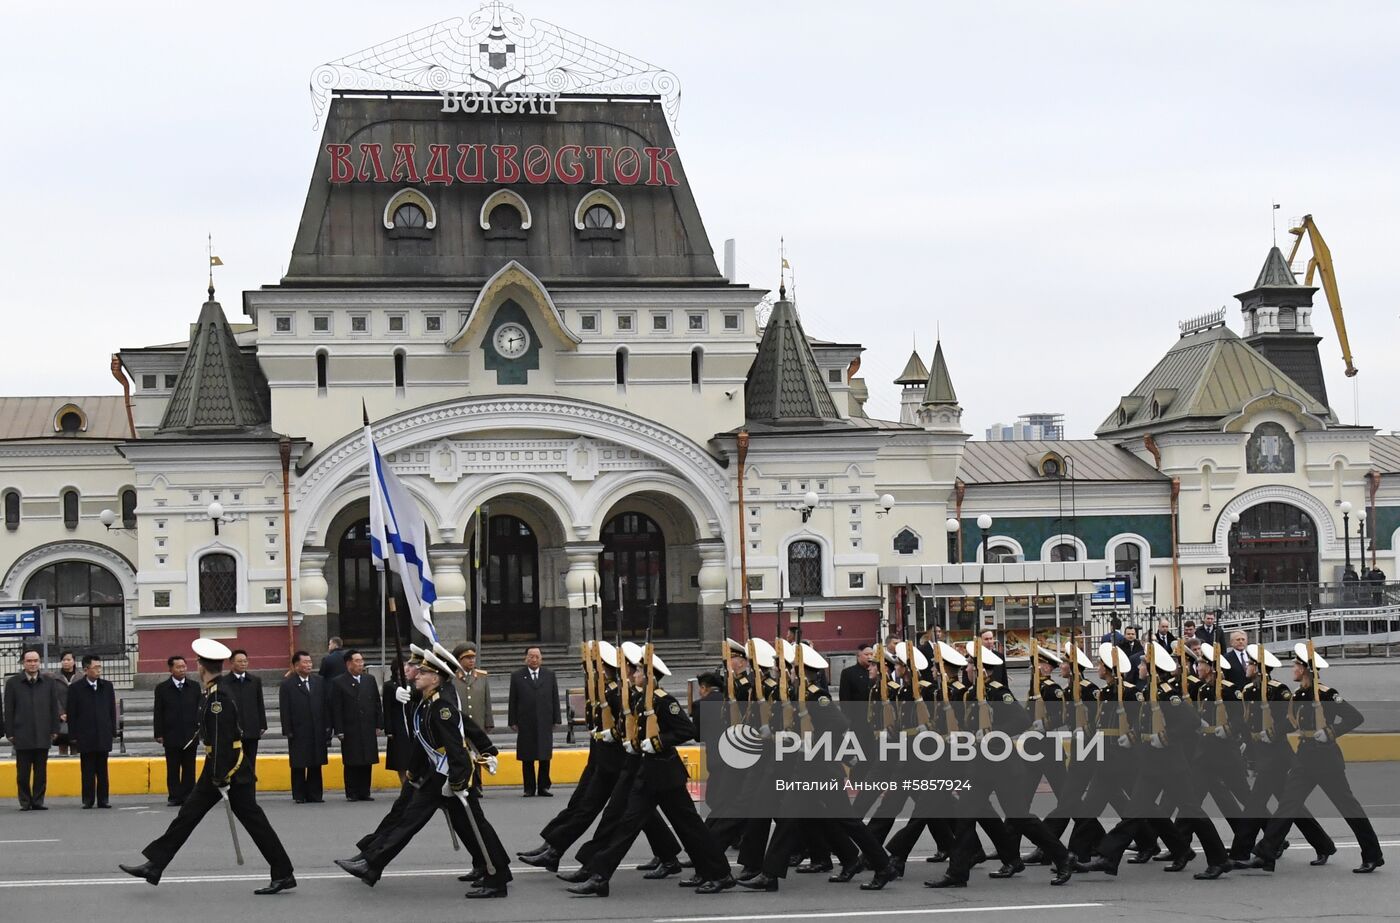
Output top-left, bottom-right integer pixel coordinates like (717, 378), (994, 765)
(1340, 501), (1352, 573)
(945, 517), (960, 565)
(976, 513), (993, 620)
(1357, 509), (1367, 571)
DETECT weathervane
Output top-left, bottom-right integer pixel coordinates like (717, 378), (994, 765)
(309, 1), (681, 129)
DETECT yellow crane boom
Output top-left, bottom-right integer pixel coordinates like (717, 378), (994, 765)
(1286, 214), (1357, 377)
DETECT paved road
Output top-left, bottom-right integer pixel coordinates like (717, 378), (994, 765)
(0, 782), (1395, 922)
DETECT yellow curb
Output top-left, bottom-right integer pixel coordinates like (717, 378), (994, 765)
(2, 734), (1394, 797)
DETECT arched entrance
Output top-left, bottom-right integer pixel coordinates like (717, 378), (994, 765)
(23, 561), (124, 652)
(336, 519), (410, 648)
(470, 514), (541, 641)
(599, 512), (667, 637)
(1229, 502), (1319, 608)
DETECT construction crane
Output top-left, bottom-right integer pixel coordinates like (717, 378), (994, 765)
(1286, 214), (1358, 377)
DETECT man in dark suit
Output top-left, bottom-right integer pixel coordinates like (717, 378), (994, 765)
(67, 653), (118, 808)
(507, 646), (560, 796)
(220, 649), (267, 774)
(4, 648), (62, 810)
(838, 645), (874, 703)
(320, 637), (347, 681)
(1152, 617), (1177, 651)
(153, 655), (202, 805)
(1220, 630), (1251, 688)
(280, 650), (329, 803)
(330, 650), (382, 802)
(1195, 611), (1227, 648)
(1101, 617), (1125, 651)
(979, 630), (1010, 686)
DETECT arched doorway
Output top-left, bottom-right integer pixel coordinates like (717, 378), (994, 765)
(23, 561), (124, 651)
(337, 519), (410, 648)
(1229, 502), (1319, 608)
(470, 515), (541, 641)
(599, 512), (667, 637)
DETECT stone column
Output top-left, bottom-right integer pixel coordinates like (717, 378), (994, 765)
(696, 539), (729, 648)
(428, 544), (469, 644)
(297, 546), (331, 653)
(561, 542), (603, 647)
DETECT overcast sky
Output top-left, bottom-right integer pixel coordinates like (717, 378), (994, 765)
(2, 1), (1396, 437)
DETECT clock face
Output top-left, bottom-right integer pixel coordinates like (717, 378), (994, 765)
(493, 322), (530, 359)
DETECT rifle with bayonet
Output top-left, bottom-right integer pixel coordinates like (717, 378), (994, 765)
(618, 576), (636, 748)
(643, 590), (659, 749)
(975, 635), (991, 732)
(1148, 633), (1165, 743)
(796, 599), (811, 734)
(581, 579), (596, 735)
(931, 632), (959, 733)
(1028, 594), (1045, 726)
(1112, 646), (1131, 743)
(1069, 626), (1087, 733)
(591, 579), (613, 739)
(1256, 608), (1273, 742)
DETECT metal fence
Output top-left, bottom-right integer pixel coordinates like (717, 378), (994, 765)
(0, 639), (142, 688)
(1205, 580), (1400, 612)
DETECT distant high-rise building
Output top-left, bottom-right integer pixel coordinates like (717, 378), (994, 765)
(985, 412), (1065, 442)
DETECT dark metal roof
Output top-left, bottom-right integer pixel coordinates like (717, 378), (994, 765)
(1373, 435), (1400, 474)
(960, 440), (1166, 484)
(894, 349), (927, 385)
(922, 340), (957, 405)
(744, 294), (843, 426)
(282, 97), (724, 285)
(1254, 246), (1299, 288)
(158, 293), (271, 435)
(1097, 324), (1332, 436)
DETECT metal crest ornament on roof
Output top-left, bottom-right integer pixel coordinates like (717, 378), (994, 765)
(1177, 307), (1227, 338)
(309, 1), (681, 129)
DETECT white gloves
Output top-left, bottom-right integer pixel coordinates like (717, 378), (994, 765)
(599, 728), (615, 744)
(1258, 730), (1272, 745)
(1313, 729), (1330, 743)
(395, 686), (411, 704)
(623, 740), (636, 754)
(642, 738), (657, 755)
(913, 724), (928, 735)
(1148, 734), (1164, 749)
(1031, 719), (1045, 732)
(1116, 735), (1132, 749)
(759, 724), (773, 739)
(441, 781), (453, 797)
(1213, 726), (1228, 740)
(485, 755), (498, 775)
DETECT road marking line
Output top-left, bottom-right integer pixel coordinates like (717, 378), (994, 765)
(0, 839), (60, 845)
(656, 903), (1105, 923)
(0, 864), (567, 890)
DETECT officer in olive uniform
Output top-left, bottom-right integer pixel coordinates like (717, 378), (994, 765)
(1252, 644), (1384, 874)
(120, 638), (296, 895)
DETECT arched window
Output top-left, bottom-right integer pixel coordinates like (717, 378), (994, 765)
(690, 347), (703, 387)
(893, 528), (920, 555)
(316, 350), (329, 392)
(484, 202), (528, 240)
(599, 512), (666, 636)
(1114, 543), (1142, 588)
(23, 560), (124, 649)
(338, 519), (409, 646)
(1050, 542), (1079, 562)
(986, 543), (1017, 563)
(393, 203), (426, 228)
(59, 411), (82, 434)
(198, 553), (237, 613)
(4, 490), (18, 531)
(62, 489), (79, 530)
(393, 350), (406, 390)
(615, 348), (628, 387)
(583, 204), (616, 229)
(788, 540), (822, 597)
(120, 489), (137, 530)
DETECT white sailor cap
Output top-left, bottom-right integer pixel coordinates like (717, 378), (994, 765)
(1293, 642), (1329, 670)
(1246, 644), (1282, 671)
(748, 636), (777, 670)
(595, 639), (620, 670)
(778, 638), (799, 666)
(934, 641), (968, 668)
(1199, 642), (1223, 666)
(1145, 641), (1177, 673)
(1062, 641), (1095, 670)
(799, 642), (829, 671)
(725, 638), (750, 658)
(895, 642), (929, 672)
(619, 641), (672, 677)
(1035, 646), (1063, 666)
(192, 637), (232, 662)
(964, 640), (1003, 667)
(1098, 642), (1131, 674)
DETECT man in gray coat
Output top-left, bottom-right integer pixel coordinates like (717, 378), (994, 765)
(507, 646), (559, 796)
(4, 649), (62, 810)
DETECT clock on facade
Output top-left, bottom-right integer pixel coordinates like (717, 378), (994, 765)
(493, 322), (531, 359)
